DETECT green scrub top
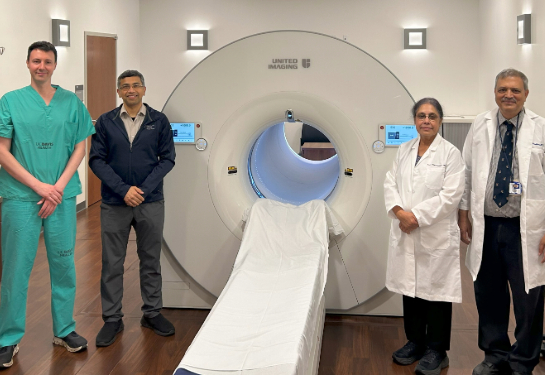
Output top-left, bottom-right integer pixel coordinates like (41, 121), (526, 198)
(0, 85), (96, 201)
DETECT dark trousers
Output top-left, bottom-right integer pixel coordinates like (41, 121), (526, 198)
(403, 295), (452, 351)
(100, 201), (165, 323)
(474, 216), (544, 373)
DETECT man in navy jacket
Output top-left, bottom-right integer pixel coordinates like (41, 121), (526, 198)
(89, 70), (176, 347)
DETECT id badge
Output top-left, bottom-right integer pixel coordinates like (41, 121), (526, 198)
(509, 181), (522, 195)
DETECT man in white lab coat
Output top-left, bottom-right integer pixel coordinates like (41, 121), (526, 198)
(459, 68), (545, 375)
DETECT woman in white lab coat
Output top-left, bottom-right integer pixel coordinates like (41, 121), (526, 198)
(384, 98), (465, 375)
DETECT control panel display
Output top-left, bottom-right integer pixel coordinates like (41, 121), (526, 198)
(384, 124), (418, 146)
(171, 123), (195, 144)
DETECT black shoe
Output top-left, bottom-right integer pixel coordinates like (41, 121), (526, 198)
(96, 320), (124, 347)
(53, 331), (88, 353)
(141, 313), (175, 337)
(472, 361), (510, 375)
(0, 345), (19, 368)
(392, 341), (425, 365)
(415, 349), (449, 375)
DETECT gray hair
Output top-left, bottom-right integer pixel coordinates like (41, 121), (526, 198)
(117, 70), (145, 88)
(494, 68), (528, 91)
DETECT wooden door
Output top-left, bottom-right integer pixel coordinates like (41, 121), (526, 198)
(85, 34), (117, 207)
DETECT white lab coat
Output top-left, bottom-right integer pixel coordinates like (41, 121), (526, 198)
(460, 108), (545, 293)
(384, 134), (465, 303)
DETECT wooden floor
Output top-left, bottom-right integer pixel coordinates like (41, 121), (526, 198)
(1, 203), (545, 374)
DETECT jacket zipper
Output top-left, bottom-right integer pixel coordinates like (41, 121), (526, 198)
(129, 140), (133, 186)
(128, 109), (152, 187)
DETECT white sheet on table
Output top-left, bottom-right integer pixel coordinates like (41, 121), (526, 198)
(179, 199), (342, 373)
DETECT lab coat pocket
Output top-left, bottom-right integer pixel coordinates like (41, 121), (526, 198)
(420, 219), (449, 250)
(425, 165), (446, 190)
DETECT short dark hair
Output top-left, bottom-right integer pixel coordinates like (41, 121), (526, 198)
(495, 68), (528, 91)
(411, 97), (444, 119)
(117, 70), (145, 88)
(27, 41), (57, 62)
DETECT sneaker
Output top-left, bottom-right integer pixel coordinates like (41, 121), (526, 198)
(0, 345), (19, 368)
(415, 349), (449, 375)
(53, 331), (88, 353)
(141, 313), (175, 337)
(96, 320), (124, 347)
(392, 341), (425, 365)
(472, 361), (510, 375)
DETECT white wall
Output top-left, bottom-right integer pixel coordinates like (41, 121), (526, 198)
(478, 0), (545, 115)
(0, 0), (140, 204)
(139, 0), (482, 117)
(5, 0), (544, 207)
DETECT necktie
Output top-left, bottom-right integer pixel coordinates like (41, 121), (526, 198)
(493, 121), (514, 208)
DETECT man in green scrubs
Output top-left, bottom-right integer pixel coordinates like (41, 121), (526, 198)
(0, 41), (95, 368)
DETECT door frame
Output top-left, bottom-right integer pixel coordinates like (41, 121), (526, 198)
(84, 31), (118, 209)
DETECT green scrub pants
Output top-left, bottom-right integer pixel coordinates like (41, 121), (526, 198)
(0, 198), (77, 347)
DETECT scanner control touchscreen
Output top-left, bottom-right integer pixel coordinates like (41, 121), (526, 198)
(172, 122), (195, 144)
(385, 125), (418, 146)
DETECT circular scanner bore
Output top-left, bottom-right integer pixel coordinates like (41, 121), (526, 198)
(248, 122), (340, 205)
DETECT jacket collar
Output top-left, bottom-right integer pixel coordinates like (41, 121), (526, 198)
(485, 107), (535, 153)
(120, 103), (147, 118)
(409, 133), (442, 169)
(109, 103), (154, 123)
(141, 103), (154, 124)
(105, 103), (155, 142)
(485, 108), (499, 155)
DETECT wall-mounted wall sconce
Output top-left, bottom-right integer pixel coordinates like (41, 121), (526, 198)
(187, 30), (208, 50)
(404, 28), (427, 49)
(52, 19), (70, 47)
(0, 47), (5, 55)
(517, 14), (531, 44)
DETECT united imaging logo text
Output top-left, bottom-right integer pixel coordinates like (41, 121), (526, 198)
(268, 58), (311, 69)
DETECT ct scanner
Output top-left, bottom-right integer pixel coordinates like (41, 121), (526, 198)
(160, 30), (417, 316)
